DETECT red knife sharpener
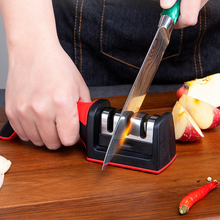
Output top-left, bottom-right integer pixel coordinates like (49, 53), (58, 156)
(0, 99), (176, 174)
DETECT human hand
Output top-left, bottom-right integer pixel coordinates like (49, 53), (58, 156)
(160, 0), (209, 28)
(5, 42), (91, 150)
(1, 0), (91, 150)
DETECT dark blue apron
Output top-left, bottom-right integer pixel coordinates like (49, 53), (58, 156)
(52, 0), (220, 86)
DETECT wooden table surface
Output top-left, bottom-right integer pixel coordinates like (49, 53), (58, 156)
(0, 92), (220, 219)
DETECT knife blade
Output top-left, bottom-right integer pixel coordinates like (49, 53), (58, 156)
(102, 0), (181, 170)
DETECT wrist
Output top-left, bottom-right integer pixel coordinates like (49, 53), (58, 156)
(7, 30), (59, 58)
(6, 16), (59, 56)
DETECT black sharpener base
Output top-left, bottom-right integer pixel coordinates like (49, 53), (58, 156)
(80, 99), (176, 174)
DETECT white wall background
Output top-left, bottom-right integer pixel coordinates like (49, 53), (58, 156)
(0, 13), (8, 89)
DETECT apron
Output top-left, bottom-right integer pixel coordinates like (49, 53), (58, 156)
(52, 0), (220, 86)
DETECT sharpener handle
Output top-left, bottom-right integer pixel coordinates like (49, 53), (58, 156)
(162, 0), (181, 24)
(0, 120), (17, 140)
(0, 101), (97, 142)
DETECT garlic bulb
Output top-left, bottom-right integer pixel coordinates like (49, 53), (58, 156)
(0, 156), (11, 174)
(0, 156), (12, 189)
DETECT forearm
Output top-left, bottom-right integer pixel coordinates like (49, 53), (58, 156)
(0, 0), (58, 52)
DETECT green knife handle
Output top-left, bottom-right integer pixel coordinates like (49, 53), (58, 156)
(162, 0), (181, 24)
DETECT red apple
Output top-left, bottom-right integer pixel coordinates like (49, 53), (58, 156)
(179, 94), (220, 130)
(176, 84), (189, 99)
(176, 73), (220, 107)
(172, 101), (204, 141)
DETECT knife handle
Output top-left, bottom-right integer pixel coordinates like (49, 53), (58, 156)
(0, 99), (110, 148)
(162, 0), (181, 24)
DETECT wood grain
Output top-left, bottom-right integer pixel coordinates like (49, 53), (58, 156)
(0, 92), (219, 219)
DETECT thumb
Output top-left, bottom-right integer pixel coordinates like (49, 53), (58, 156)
(160, 0), (177, 9)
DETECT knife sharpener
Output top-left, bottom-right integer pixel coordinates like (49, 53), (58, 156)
(0, 99), (176, 174)
(80, 99), (176, 174)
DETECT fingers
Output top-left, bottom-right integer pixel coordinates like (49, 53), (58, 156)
(56, 103), (80, 147)
(7, 118), (30, 142)
(8, 114), (79, 150)
(17, 121), (44, 147)
(5, 103), (43, 145)
(160, 0), (177, 9)
(174, 0), (209, 29)
(35, 118), (62, 150)
(174, 0), (200, 29)
(7, 113), (79, 150)
(6, 95), (81, 150)
(6, 106), (60, 149)
(160, 0), (209, 29)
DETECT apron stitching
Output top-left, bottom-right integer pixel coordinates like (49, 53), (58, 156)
(100, 0), (105, 53)
(102, 52), (140, 69)
(100, 0), (139, 69)
(198, 6), (207, 77)
(194, 12), (202, 78)
(74, 0), (79, 67)
(78, 0), (84, 73)
(162, 29), (183, 60)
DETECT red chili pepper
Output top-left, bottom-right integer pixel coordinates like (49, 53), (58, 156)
(179, 180), (219, 215)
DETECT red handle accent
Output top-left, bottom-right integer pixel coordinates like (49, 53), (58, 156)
(77, 100), (97, 126)
(0, 132), (17, 140)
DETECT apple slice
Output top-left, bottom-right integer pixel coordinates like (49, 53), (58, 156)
(176, 73), (220, 107)
(172, 101), (204, 141)
(179, 94), (220, 130)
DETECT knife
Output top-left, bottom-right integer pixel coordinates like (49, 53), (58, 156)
(102, 0), (181, 170)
